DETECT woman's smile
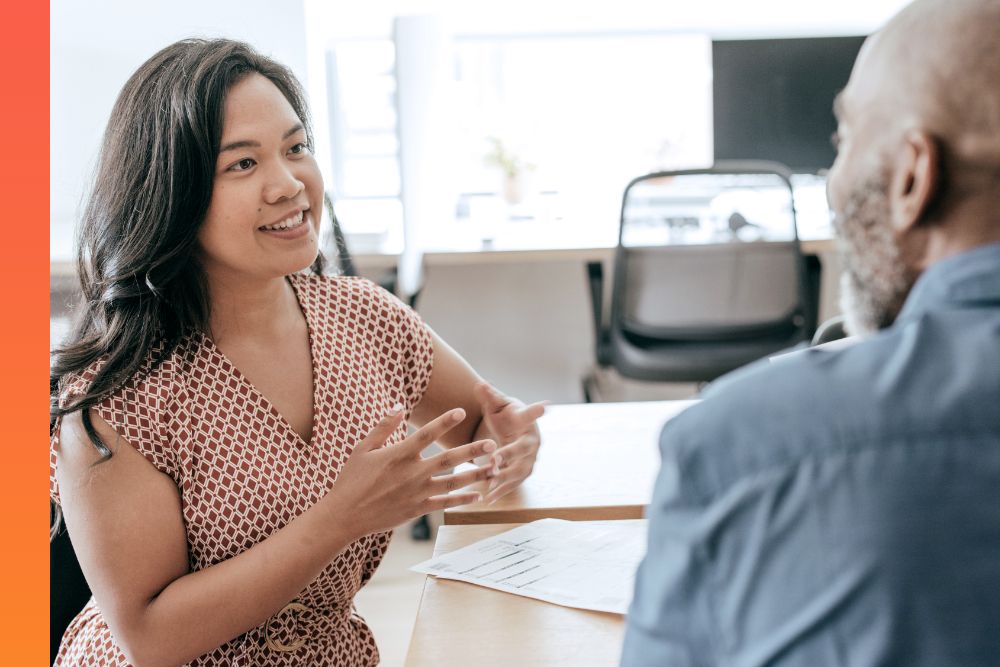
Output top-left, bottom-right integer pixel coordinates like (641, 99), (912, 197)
(257, 208), (312, 240)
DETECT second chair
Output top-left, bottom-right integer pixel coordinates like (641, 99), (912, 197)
(585, 161), (819, 398)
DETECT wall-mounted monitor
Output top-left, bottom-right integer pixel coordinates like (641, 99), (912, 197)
(712, 36), (867, 174)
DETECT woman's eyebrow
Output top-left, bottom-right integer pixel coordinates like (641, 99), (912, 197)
(219, 123), (305, 153)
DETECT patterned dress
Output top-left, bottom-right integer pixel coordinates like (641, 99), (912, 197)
(49, 275), (434, 666)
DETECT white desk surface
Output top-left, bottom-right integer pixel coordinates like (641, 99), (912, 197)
(444, 400), (697, 525)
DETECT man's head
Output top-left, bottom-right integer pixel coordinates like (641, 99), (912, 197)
(827, 0), (1000, 335)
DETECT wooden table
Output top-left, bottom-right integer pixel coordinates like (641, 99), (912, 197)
(444, 400), (696, 525)
(405, 521), (642, 667)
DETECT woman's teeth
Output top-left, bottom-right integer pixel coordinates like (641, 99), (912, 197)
(260, 211), (305, 231)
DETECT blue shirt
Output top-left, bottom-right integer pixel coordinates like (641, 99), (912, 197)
(622, 243), (1000, 666)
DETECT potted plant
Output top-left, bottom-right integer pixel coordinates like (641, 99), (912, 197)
(484, 136), (535, 205)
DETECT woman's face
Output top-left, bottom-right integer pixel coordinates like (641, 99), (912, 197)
(198, 73), (323, 283)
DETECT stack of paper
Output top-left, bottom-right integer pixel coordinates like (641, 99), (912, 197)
(411, 519), (647, 614)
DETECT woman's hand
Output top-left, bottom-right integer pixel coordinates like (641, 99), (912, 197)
(329, 405), (497, 540)
(473, 382), (546, 504)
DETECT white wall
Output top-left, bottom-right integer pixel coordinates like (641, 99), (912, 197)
(50, 0), (310, 260)
(306, 0), (912, 39)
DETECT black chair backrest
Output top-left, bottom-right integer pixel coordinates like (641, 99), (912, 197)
(603, 161), (816, 382)
(617, 242), (804, 341)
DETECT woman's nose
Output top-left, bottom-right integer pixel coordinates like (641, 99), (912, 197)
(263, 161), (305, 203)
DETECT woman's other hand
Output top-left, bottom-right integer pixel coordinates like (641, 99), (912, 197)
(473, 382), (546, 504)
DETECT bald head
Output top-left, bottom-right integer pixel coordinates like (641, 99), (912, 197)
(827, 0), (1000, 334)
(861, 0), (1000, 166)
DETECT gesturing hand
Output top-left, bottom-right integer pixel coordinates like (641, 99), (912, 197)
(473, 382), (546, 504)
(333, 405), (497, 540)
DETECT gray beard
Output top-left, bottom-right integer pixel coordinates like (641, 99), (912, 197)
(834, 176), (914, 337)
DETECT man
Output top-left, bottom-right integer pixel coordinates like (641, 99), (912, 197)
(621, 0), (1000, 664)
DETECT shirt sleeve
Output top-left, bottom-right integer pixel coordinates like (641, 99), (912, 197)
(392, 297), (434, 418)
(620, 417), (720, 667)
(50, 364), (179, 506)
(360, 279), (434, 420)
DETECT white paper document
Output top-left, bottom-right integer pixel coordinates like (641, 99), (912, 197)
(411, 519), (647, 614)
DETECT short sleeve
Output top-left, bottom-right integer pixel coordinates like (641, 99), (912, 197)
(389, 294), (434, 415)
(50, 363), (180, 506)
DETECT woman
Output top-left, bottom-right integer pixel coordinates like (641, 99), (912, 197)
(50, 38), (544, 666)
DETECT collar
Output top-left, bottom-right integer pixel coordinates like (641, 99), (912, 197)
(896, 242), (1000, 323)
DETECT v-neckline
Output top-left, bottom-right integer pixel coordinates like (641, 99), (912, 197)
(202, 275), (320, 448)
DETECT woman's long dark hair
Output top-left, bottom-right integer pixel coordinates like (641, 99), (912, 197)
(50, 39), (324, 535)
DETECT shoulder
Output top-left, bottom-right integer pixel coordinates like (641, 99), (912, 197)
(52, 335), (201, 503)
(288, 273), (408, 313)
(665, 314), (1000, 499)
(289, 273), (428, 337)
(58, 333), (205, 422)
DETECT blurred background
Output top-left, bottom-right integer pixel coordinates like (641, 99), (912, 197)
(51, 0), (911, 405)
(51, 4), (912, 663)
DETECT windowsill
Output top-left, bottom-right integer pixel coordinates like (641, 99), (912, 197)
(50, 212), (835, 277)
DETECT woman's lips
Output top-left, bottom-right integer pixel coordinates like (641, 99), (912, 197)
(258, 210), (311, 240)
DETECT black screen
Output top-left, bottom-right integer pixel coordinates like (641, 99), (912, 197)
(712, 36), (866, 173)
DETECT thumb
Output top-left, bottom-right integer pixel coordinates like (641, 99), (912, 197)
(520, 401), (547, 423)
(356, 403), (405, 453)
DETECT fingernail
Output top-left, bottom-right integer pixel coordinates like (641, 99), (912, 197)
(388, 403), (403, 416)
(483, 440), (497, 453)
(477, 493), (484, 502)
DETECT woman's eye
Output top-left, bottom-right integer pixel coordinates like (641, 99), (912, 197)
(230, 158), (256, 172)
(289, 142), (310, 155)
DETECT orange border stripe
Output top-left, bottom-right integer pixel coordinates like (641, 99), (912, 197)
(1, 0), (51, 662)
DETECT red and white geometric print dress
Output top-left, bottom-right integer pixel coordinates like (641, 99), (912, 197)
(49, 275), (434, 666)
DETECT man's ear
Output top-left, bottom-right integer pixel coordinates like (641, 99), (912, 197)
(889, 129), (941, 232)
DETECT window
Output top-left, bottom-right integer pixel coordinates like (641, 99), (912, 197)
(325, 31), (713, 247)
(450, 33), (713, 229)
(326, 39), (404, 249)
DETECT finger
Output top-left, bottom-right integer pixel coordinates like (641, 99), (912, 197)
(426, 439), (497, 472)
(429, 464), (493, 494)
(356, 404), (405, 453)
(519, 401), (547, 423)
(423, 491), (483, 513)
(484, 477), (525, 504)
(491, 454), (502, 477)
(402, 408), (467, 454)
(494, 437), (537, 466)
(488, 458), (533, 492)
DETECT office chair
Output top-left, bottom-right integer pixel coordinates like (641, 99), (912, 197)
(51, 503), (91, 663)
(584, 161), (818, 400)
(812, 315), (848, 346)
